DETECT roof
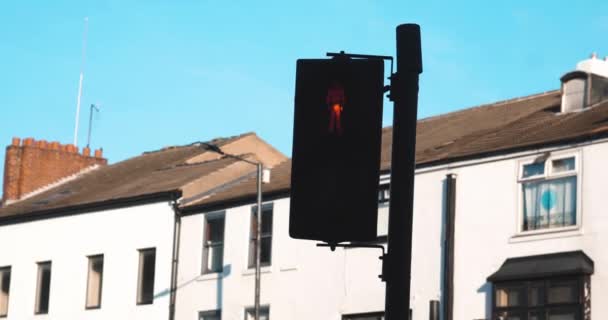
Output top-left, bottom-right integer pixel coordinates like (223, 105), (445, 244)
(181, 159), (292, 213)
(487, 250), (594, 282)
(5, 88), (608, 218)
(0, 133), (262, 221)
(188, 90), (608, 211)
(381, 90), (608, 170)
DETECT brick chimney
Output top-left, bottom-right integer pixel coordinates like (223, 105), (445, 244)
(2, 137), (107, 204)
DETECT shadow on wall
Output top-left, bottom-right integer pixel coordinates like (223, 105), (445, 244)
(477, 282), (492, 320)
(217, 264), (232, 310)
(153, 264), (232, 306)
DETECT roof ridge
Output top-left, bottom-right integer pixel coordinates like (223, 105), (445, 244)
(382, 90), (560, 132)
(419, 89), (560, 123)
(142, 132), (256, 155)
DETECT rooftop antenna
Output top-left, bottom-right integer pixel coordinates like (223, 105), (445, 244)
(86, 103), (100, 148)
(73, 17), (89, 146)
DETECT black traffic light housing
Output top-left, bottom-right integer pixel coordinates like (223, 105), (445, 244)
(289, 56), (385, 243)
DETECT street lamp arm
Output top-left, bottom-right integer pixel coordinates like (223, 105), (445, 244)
(199, 142), (261, 166)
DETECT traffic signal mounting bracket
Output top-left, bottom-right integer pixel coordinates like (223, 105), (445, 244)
(326, 50), (394, 75)
(317, 242), (388, 281)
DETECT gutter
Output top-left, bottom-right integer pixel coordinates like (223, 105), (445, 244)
(442, 174), (456, 320)
(380, 131), (608, 177)
(179, 188), (290, 216)
(0, 191), (181, 226)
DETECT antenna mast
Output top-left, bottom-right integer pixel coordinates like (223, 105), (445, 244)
(73, 17), (89, 146)
(87, 103), (100, 148)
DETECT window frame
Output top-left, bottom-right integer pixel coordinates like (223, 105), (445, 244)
(0, 266), (11, 317)
(244, 305), (270, 320)
(202, 212), (226, 275)
(516, 152), (582, 236)
(34, 261), (52, 315)
(85, 254), (104, 310)
(199, 309), (222, 320)
(492, 276), (586, 320)
(342, 311), (385, 320)
(248, 203), (274, 269)
(136, 248), (156, 305)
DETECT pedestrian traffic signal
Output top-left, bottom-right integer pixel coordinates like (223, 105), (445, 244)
(289, 56), (385, 243)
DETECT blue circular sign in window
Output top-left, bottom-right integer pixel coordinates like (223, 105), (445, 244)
(541, 189), (557, 211)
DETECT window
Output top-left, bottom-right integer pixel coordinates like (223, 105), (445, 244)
(343, 312), (385, 320)
(493, 277), (585, 320)
(86, 255), (104, 309)
(35, 261), (52, 314)
(519, 155), (578, 232)
(245, 306), (269, 320)
(378, 184), (390, 205)
(200, 309), (221, 320)
(0, 267), (11, 317)
(248, 204), (273, 268)
(377, 183), (390, 241)
(203, 213), (225, 274)
(137, 248), (156, 305)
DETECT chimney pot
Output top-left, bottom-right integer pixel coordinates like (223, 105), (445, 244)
(23, 138), (34, 146)
(83, 146), (91, 157)
(94, 148), (103, 158)
(11, 137), (20, 146)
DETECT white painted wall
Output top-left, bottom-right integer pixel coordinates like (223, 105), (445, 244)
(449, 141), (608, 320)
(176, 169), (448, 320)
(176, 140), (608, 320)
(0, 201), (176, 320)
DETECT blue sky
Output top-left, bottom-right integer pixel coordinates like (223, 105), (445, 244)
(1, 1), (608, 192)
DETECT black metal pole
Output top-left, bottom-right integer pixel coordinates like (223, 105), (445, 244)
(385, 24), (422, 320)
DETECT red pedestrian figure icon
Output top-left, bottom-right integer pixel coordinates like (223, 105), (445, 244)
(326, 82), (345, 135)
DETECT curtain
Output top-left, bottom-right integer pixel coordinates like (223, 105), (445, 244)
(523, 176), (576, 231)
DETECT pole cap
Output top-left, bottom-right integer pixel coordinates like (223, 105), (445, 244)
(396, 24), (423, 74)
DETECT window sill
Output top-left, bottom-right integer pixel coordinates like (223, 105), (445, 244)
(242, 266), (271, 276)
(510, 226), (582, 243)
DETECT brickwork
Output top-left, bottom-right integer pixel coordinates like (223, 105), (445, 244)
(2, 137), (107, 204)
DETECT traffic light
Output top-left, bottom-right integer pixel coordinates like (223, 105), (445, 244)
(289, 56), (385, 243)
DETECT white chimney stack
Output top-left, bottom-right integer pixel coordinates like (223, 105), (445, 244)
(560, 53), (608, 113)
(575, 52), (608, 78)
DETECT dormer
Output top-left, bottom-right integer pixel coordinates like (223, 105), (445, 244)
(560, 53), (608, 113)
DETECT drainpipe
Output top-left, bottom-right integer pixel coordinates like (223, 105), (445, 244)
(169, 197), (182, 320)
(442, 174), (456, 320)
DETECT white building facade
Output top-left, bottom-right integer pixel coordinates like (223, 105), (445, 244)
(175, 140), (608, 320)
(0, 201), (177, 320)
